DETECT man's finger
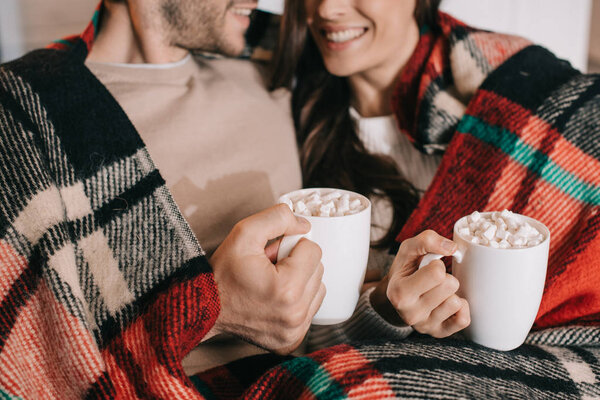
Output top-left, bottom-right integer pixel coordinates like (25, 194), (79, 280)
(302, 261), (324, 304)
(278, 238), (323, 284)
(305, 283), (327, 322)
(292, 282), (327, 352)
(264, 238), (281, 263)
(234, 204), (311, 250)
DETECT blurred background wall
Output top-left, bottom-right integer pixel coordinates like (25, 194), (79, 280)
(590, 0), (600, 71)
(0, 0), (599, 72)
(442, 0), (596, 72)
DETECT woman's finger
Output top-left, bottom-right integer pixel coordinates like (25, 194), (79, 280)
(434, 298), (471, 338)
(416, 272), (460, 311)
(397, 230), (457, 260)
(389, 259), (447, 301)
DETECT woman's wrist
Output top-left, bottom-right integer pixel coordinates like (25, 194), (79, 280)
(369, 277), (408, 326)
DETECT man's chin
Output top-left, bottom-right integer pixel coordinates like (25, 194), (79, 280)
(188, 39), (245, 58)
(217, 35), (248, 57)
(211, 46), (245, 58)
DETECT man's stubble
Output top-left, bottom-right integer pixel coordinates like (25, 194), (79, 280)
(160, 0), (241, 57)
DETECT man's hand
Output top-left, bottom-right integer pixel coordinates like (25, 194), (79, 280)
(370, 230), (470, 338)
(208, 204), (326, 354)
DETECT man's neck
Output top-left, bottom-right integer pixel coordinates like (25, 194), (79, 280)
(87, 2), (188, 64)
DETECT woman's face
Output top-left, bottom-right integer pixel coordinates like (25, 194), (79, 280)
(305, 0), (419, 79)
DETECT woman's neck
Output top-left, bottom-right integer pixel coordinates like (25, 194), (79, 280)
(348, 78), (396, 118)
(347, 23), (420, 118)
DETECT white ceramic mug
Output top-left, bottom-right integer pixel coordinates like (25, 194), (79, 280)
(277, 188), (371, 325)
(257, 0), (284, 14)
(419, 212), (550, 351)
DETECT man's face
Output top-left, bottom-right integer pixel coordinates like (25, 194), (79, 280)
(160, 0), (258, 56)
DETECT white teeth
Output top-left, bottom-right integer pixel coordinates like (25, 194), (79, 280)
(231, 7), (252, 16)
(325, 29), (365, 43)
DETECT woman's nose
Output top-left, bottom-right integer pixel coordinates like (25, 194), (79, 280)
(315, 0), (348, 20)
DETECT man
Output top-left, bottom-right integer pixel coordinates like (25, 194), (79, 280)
(0, 0), (325, 397)
(86, 0), (327, 372)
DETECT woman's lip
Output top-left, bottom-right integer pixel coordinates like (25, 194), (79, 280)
(319, 27), (368, 51)
(319, 25), (368, 33)
(324, 39), (356, 51)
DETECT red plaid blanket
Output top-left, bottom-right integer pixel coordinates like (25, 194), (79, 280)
(393, 13), (600, 328)
(0, 6), (597, 399)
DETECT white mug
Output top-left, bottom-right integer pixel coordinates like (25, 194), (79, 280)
(277, 188), (371, 325)
(419, 212), (550, 351)
(257, 0), (284, 14)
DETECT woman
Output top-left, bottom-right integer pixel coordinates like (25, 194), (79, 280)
(271, 0), (600, 348)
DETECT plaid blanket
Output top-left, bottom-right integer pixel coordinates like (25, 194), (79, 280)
(196, 328), (600, 399)
(393, 13), (600, 329)
(0, 6), (598, 400)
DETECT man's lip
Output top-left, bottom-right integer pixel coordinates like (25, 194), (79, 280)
(231, 1), (258, 9)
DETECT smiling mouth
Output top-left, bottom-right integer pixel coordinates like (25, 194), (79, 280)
(230, 6), (254, 16)
(323, 28), (368, 44)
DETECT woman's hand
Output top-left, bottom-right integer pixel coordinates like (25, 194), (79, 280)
(370, 230), (470, 338)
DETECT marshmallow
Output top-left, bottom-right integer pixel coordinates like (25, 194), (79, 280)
(458, 227), (471, 238)
(322, 191), (342, 202)
(294, 200), (307, 213)
(283, 190), (366, 217)
(457, 210), (545, 249)
(468, 211), (481, 223)
(498, 239), (511, 249)
(482, 225), (497, 241)
(495, 227), (509, 241)
(508, 235), (527, 247)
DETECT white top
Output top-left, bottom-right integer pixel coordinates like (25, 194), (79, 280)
(350, 108), (443, 271)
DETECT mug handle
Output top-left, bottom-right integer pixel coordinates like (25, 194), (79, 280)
(418, 250), (464, 269)
(277, 231), (313, 262)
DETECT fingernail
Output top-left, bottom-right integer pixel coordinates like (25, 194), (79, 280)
(442, 239), (456, 252)
(296, 216), (310, 229)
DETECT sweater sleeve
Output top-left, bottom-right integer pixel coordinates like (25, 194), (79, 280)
(307, 287), (413, 352)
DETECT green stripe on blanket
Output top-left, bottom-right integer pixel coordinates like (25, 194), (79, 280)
(189, 375), (218, 400)
(91, 9), (100, 32)
(282, 357), (346, 399)
(0, 388), (23, 400)
(51, 39), (74, 47)
(459, 115), (600, 206)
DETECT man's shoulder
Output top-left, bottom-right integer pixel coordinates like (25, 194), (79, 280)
(0, 46), (94, 111)
(1, 47), (75, 83)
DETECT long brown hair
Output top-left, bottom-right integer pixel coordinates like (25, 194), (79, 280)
(271, 0), (441, 249)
